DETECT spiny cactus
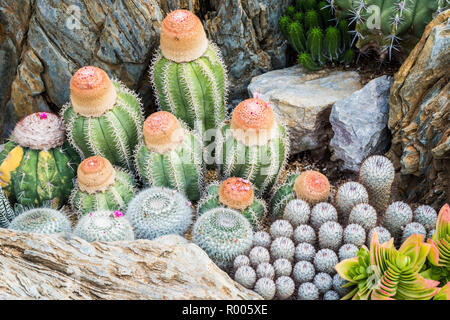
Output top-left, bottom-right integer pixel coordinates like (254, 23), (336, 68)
(62, 66), (144, 171)
(294, 224), (317, 245)
(150, 10), (227, 141)
(414, 205), (438, 232)
(254, 278), (276, 300)
(217, 98), (289, 196)
(126, 187), (193, 240)
(359, 155), (395, 214)
(270, 219), (294, 239)
(324, 290), (340, 300)
(70, 156), (136, 216)
(335, 181), (369, 222)
(343, 223), (366, 247)
(348, 203), (378, 233)
(253, 231), (272, 248)
(332, 273), (351, 297)
(319, 221), (343, 251)
(338, 243), (359, 260)
(298, 282), (320, 300)
(234, 265), (257, 289)
(135, 111), (203, 202)
(293, 260), (316, 284)
(8, 208), (71, 235)
(367, 226), (391, 246)
(276, 276), (296, 300)
(193, 207), (253, 269)
(274, 259), (293, 277)
(296, 242), (317, 262)
(257, 263), (275, 280)
(233, 255), (251, 271)
(283, 199), (311, 227)
(0, 186), (15, 228)
(314, 248), (339, 274)
(402, 222), (426, 242)
(0, 112), (80, 208)
(310, 202), (338, 230)
(73, 210), (134, 242)
(314, 272), (333, 293)
(270, 237), (295, 262)
(249, 246), (271, 267)
(332, 0), (450, 60)
(383, 201), (413, 237)
(198, 178), (267, 230)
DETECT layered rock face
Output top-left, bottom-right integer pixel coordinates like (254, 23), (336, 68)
(0, 0), (289, 140)
(387, 10), (450, 208)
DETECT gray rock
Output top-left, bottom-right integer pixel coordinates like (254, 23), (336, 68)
(330, 76), (393, 172)
(248, 66), (362, 154)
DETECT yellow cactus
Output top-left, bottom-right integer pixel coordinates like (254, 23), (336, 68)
(0, 146), (24, 188)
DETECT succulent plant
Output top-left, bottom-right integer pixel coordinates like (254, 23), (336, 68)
(254, 278), (276, 300)
(193, 207), (253, 269)
(283, 199), (311, 227)
(335, 231), (440, 300)
(70, 156), (136, 216)
(126, 187), (193, 240)
(348, 203), (378, 233)
(0, 112), (80, 208)
(62, 66), (143, 171)
(383, 201), (413, 237)
(414, 205), (438, 232)
(253, 231), (272, 248)
(402, 222), (427, 242)
(359, 155), (395, 214)
(150, 10), (228, 143)
(274, 258), (293, 277)
(314, 249), (339, 274)
(8, 208), (71, 235)
(338, 243), (359, 261)
(428, 229), (436, 240)
(270, 236), (295, 262)
(314, 272), (333, 293)
(257, 263), (275, 280)
(233, 255), (250, 271)
(217, 98), (289, 196)
(135, 111), (203, 202)
(367, 226), (391, 246)
(295, 242), (316, 262)
(0, 186), (15, 228)
(234, 265), (257, 289)
(335, 181), (369, 222)
(310, 202), (338, 230)
(293, 260), (316, 284)
(294, 224), (317, 245)
(276, 276), (296, 300)
(270, 219), (294, 239)
(323, 290), (340, 300)
(249, 246), (271, 267)
(434, 283), (450, 300)
(298, 282), (320, 300)
(319, 221), (343, 251)
(343, 223), (366, 247)
(198, 178), (267, 229)
(73, 210), (134, 242)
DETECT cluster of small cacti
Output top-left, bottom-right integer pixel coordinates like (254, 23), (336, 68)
(279, 0), (356, 71)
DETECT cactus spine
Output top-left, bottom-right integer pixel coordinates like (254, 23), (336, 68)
(0, 186), (15, 228)
(135, 111), (203, 201)
(0, 112), (80, 208)
(8, 208), (71, 235)
(62, 66), (144, 171)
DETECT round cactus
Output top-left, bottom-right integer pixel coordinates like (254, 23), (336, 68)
(313, 272), (333, 294)
(413, 205), (438, 232)
(270, 236), (295, 262)
(193, 207), (253, 269)
(283, 199), (310, 227)
(70, 156), (136, 216)
(73, 210), (134, 242)
(276, 276), (295, 300)
(332, 273), (351, 297)
(198, 178), (267, 230)
(368, 227), (392, 246)
(233, 255), (250, 271)
(0, 112), (80, 208)
(217, 98), (289, 196)
(310, 202), (338, 230)
(249, 246), (270, 267)
(253, 231), (272, 248)
(270, 219), (294, 239)
(9, 208), (71, 235)
(338, 244), (359, 261)
(343, 224), (366, 247)
(257, 263), (275, 280)
(62, 66), (144, 171)
(348, 203), (378, 233)
(383, 201), (413, 237)
(318, 221), (343, 251)
(136, 111), (203, 202)
(254, 278), (276, 300)
(359, 155), (395, 213)
(402, 222), (427, 242)
(428, 229), (436, 240)
(126, 187), (193, 240)
(298, 282), (320, 300)
(150, 10), (227, 142)
(293, 224), (316, 245)
(335, 182), (369, 221)
(234, 265), (256, 289)
(323, 290), (340, 300)
(295, 242), (316, 262)
(293, 261), (316, 284)
(314, 249), (338, 274)
(273, 258), (292, 277)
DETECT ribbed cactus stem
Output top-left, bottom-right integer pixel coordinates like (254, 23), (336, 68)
(307, 27), (325, 65)
(289, 22), (308, 53)
(298, 53), (323, 71)
(8, 208), (71, 235)
(338, 19), (351, 51)
(294, 11), (305, 24)
(305, 10), (321, 30)
(0, 186), (14, 228)
(324, 26), (341, 62)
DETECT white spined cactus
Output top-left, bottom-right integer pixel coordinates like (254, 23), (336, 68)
(298, 282), (319, 300)
(310, 202), (338, 230)
(293, 224), (316, 245)
(335, 181), (369, 222)
(254, 278), (276, 300)
(295, 242), (316, 262)
(343, 224), (366, 247)
(249, 246), (270, 267)
(338, 244), (359, 261)
(413, 205), (438, 232)
(273, 258), (292, 277)
(253, 231), (272, 248)
(314, 249), (338, 274)
(270, 237), (295, 261)
(383, 201), (413, 237)
(318, 221), (343, 251)
(9, 208), (71, 235)
(368, 227), (391, 246)
(257, 262), (275, 280)
(283, 199), (310, 227)
(313, 272), (333, 294)
(348, 203), (378, 233)
(293, 261), (316, 284)
(234, 265), (256, 289)
(402, 222), (427, 242)
(270, 219), (294, 239)
(276, 276), (295, 300)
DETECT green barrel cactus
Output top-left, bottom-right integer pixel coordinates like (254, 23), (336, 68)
(216, 98), (289, 196)
(150, 10), (227, 139)
(135, 111), (203, 202)
(70, 156), (136, 217)
(197, 178), (267, 230)
(0, 112), (80, 208)
(0, 186), (15, 228)
(62, 66), (144, 171)
(8, 208), (72, 235)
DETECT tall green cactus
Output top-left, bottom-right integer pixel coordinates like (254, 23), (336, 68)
(0, 186), (14, 228)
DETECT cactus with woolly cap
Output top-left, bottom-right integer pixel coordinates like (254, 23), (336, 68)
(135, 111), (203, 201)
(8, 208), (71, 235)
(0, 112), (80, 208)
(217, 98), (289, 196)
(234, 265), (257, 289)
(70, 156), (136, 216)
(62, 66), (144, 171)
(197, 178), (267, 230)
(150, 10), (227, 140)
(254, 278), (276, 300)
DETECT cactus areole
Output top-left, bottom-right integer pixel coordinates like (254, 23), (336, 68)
(70, 66), (118, 117)
(77, 156), (116, 194)
(160, 10), (209, 63)
(294, 171), (330, 204)
(218, 177), (255, 211)
(143, 111), (184, 154)
(230, 99), (276, 147)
